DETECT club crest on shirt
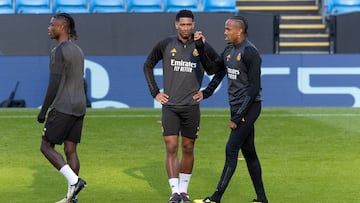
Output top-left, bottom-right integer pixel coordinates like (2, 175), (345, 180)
(226, 54), (231, 61)
(237, 53), (241, 61)
(170, 48), (176, 57)
(193, 49), (199, 57)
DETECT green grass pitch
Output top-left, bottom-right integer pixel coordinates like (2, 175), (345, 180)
(0, 108), (359, 203)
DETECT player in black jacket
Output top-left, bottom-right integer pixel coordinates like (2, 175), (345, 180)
(193, 16), (268, 203)
(143, 10), (219, 203)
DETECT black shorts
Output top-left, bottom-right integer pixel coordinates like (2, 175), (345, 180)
(42, 109), (84, 145)
(162, 105), (200, 140)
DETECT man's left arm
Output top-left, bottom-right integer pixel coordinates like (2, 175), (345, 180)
(195, 39), (224, 75)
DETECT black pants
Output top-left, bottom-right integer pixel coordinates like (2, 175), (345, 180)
(216, 102), (267, 201)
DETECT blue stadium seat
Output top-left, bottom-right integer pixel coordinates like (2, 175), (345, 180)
(202, 0), (237, 13)
(15, 0), (52, 14)
(53, 0), (89, 13)
(90, 0), (126, 13)
(165, 0), (200, 12)
(127, 0), (164, 12)
(327, 0), (360, 15)
(0, 0), (15, 14)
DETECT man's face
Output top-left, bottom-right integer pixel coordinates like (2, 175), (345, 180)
(48, 17), (64, 40)
(224, 19), (241, 44)
(175, 17), (194, 40)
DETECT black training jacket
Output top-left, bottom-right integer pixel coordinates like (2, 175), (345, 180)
(144, 35), (218, 106)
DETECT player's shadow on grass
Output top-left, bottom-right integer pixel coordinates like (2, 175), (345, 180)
(30, 165), (66, 203)
(123, 160), (222, 199)
(123, 161), (167, 195)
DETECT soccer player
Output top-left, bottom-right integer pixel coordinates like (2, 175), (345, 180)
(193, 16), (269, 203)
(143, 10), (219, 203)
(37, 13), (87, 203)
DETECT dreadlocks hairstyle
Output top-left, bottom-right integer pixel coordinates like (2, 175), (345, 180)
(230, 15), (248, 35)
(54, 13), (78, 40)
(176, 9), (194, 22)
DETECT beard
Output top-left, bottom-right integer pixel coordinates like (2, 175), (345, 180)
(179, 32), (192, 40)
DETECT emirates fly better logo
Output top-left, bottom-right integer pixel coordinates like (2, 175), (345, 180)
(170, 48), (198, 73)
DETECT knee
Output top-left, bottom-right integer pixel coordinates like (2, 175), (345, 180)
(165, 141), (178, 155)
(182, 142), (194, 155)
(242, 148), (257, 160)
(225, 143), (239, 158)
(64, 146), (76, 157)
(40, 145), (46, 155)
(63, 141), (77, 156)
(40, 140), (49, 155)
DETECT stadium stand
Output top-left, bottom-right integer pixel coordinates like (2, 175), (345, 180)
(127, 0), (164, 12)
(0, 0), (243, 14)
(53, 0), (89, 13)
(202, 0), (237, 13)
(326, 0), (360, 15)
(0, 0), (15, 14)
(90, 0), (126, 13)
(165, 0), (200, 12)
(15, 0), (52, 14)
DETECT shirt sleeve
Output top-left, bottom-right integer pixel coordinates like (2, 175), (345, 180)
(195, 39), (225, 75)
(202, 68), (226, 99)
(195, 40), (227, 99)
(39, 47), (64, 114)
(143, 39), (167, 98)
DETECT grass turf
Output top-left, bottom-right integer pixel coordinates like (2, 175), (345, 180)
(0, 108), (359, 203)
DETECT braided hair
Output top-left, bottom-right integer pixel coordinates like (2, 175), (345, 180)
(229, 15), (248, 35)
(54, 13), (78, 40)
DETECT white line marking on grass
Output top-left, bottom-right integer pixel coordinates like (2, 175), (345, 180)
(0, 115), (163, 119)
(86, 115), (162, 118)
(207, 113), (360, 117)
(0, 113), (360, 119)
(261, 113), (360, 117)
(0, 115), (36, 118)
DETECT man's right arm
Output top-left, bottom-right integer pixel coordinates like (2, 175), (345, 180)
(37, 48), (64, 123)
(143, 40), (166, 98)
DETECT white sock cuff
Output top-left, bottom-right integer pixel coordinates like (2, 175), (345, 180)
(59, 164), (78, 185)
(179, 173), (192, 180)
